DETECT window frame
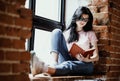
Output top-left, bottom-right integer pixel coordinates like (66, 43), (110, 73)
(28, 0), (66, 51)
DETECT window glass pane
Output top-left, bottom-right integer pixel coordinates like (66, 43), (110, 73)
(35, 0), (61, 21)
(25, 0), (29, 8)
(34, 29), (54, 65)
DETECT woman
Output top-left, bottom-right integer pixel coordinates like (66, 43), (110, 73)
(31, 6), (99, 76)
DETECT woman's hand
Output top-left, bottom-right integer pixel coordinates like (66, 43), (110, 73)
(76, 54), (92, 62)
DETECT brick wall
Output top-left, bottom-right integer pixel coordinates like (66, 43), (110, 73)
(0, 0), (120, 81)
(88, 0), (120, 81)
(107, 0), (120, 81)
(0, 0), (32, 81)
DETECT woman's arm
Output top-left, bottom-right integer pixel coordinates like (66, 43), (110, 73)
(75, 41), (99, 62)
(89, 41), (99, 61)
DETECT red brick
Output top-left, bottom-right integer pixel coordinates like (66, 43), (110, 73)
(109, 33), (120, 41)
(0, 74), (30, 81)
(98, 39), (110, 45)
(2, 0), (26, 6)
(12, 63), (30, 73)
(0, 25), (6, 35)
(110, 14), (120, 22)
(99, 50), (110, 57)
(106, 78), (120, 81)
(88, 6), (98, 13)
(20, 29), (31, 39)
(99, 5), (108, 12)
(98, 57), (108, 64)
(109, 66), (120, 72)
(18, 8), (32, 20)
(0, 38), (12, 48)
(12, 39), (25, 49)
(93, 25), (108, 32)
(17, 0), (26, 5)
(2, 0), (17, 3)
(20, 73), (30, 81)
(0, 13), (14, 25)
(106, 59), (120, 64)
(103, 46), (118, 52)
(110, 21), (120, 30)
(0, 63), (11, 73)
(0, 38), (25, 49)
(109, 1), (120, 10)
(95, 31), (109, 39)
(5, 51), (21, 61)
(112, 46), (120, 53)
(6, 3), (20, 15)
(94, 64), (109, 72)
(0, 26), (31, 39)
(5, 51), (31, 61)
(107, 72), (120, 77)
(0, 1), (21, 16)
(93, 13), (109, 25)
(98, 45), (114, 52)
(91, 0), (108, 6)
(0, 50), (5, 60)
(93, 18), (98, 25)
(0, 1), (6, 12)
(110, 40), (120, 46)
(109, 7), (120, 16)
(110, 26), (120, 34)
(110, 53), (120, 59)
(20, 51), (30, 61)
(15, 17), (32, 28)
(9, 27), (22, 36)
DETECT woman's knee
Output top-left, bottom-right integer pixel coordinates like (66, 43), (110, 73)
(52, 28), (62, 35)
(85, 64), (94, 75)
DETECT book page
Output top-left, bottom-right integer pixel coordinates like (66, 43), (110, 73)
(69, 43), (95, 57)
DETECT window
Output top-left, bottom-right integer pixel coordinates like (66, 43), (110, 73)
(25, 0), (65, 64)
(34, 29), (53, 64)
(35, 0), (61, 21)
(25, 0), (90, 64)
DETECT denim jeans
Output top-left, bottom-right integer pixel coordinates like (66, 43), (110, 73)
(51, 29), (93, 76)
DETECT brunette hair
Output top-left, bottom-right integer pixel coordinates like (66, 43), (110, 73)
(67, 6), (93, 43)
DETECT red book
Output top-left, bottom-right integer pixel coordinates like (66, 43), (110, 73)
(69, 43), (95, 57)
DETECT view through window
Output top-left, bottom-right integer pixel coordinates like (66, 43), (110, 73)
(25, 0), (90, 65)
(34, 29), (54, 64)
(35, 0), (61, 21)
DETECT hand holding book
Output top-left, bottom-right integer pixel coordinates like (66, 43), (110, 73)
(69, 43), (95, 57)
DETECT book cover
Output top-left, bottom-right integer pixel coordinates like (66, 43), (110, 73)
(69, 43), (95, 57)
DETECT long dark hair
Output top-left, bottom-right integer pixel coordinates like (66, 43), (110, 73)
(67, 6), (93, 43)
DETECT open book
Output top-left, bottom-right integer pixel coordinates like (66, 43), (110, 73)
(69, 43), (95, 57)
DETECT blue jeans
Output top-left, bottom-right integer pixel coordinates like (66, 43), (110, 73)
(51, 29), (93, 76)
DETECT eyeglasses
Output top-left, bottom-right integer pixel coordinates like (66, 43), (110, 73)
(78, 17), (89, 22)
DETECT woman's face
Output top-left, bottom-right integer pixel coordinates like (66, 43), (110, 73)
(76, 14), (89, 32)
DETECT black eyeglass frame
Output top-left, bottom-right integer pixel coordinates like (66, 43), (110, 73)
(78, 17), (89, 22)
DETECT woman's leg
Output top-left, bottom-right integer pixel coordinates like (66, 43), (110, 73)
(30, 29), (73, 76)
(70, 61), (94, 75)
(30, 51), (93, 76)
(54, 61), (94, 76)
(30, 52), (56, 76)
(51, 29), (73, 64)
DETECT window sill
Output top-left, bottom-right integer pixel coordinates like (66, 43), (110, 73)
(29, 73), (106, 81)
